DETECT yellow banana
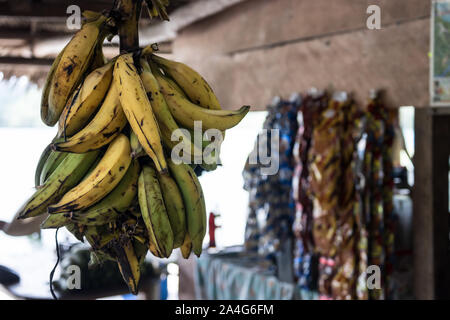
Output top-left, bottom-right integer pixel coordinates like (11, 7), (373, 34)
(58, 61), (113, 137)
(180, 233), (193, 259)
(114, 53), (167, 173)
(156, 170), (186, 248)
(148, 59), (187, 97)
(52, 82), (127, 153)
(17, 150), (100, 219)
(41, 160), (139, 228)
(151, 54), (221, 110)
(40, 49), (65, 126)
(167, 160), (206, 257)
(138, 165), (174, 258)
(113, 238), (141, 295)
(140, 58), (201, 161)
(156, 73), (250, 131)
(48, 134), (132, 213)
(82, 10), (103, 23)
(134, 239), (150, 265)
(42, 15), (110, 126)
(90, 37), (107, 69)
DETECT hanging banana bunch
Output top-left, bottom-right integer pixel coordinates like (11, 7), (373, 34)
(17, 2), (251, 295)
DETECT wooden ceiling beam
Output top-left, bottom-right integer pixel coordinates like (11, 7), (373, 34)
(0, 0), (111, 18)
(0, 29), (70, 39)
(0, 56), (53, 65)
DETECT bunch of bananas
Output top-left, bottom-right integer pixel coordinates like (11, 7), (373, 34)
(16, 11), (249, 294)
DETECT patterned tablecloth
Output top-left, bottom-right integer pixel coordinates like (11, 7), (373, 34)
(195, 253), (295, 300)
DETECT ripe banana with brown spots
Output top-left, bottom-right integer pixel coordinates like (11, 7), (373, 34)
(17, 150), (100, 219)
(140, 58), (201, 161)
(52, 81), (127, 153)
(48, 134), (132, 213)
(41, 159), (139, 228)
(155, 71), (250, 131)
(151, 54), (221, 110)
(58, 61), (113, 137)
(114, 53), (167, 173)
(42, 15), (111, 126)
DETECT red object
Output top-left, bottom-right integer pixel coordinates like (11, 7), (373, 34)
(208, 212), (220, 248)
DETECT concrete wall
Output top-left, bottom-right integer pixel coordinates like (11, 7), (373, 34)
(171, 0), (431, 110)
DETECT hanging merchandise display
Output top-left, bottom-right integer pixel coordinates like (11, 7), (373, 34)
(292, 90), (328, 296)
(353, 92), (396, 300)
(243, 97), (300, 262)
(244, 89), (397, 300)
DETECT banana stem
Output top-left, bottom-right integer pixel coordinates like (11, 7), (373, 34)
(118, 0), (142, 52)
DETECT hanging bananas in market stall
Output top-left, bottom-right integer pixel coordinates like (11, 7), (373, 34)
(15, 2), (250, 295)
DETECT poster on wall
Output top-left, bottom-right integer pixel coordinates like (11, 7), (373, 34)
(430, 0), (450, 106)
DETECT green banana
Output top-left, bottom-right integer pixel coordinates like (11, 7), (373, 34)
(143, 59), (202, 162)
(156, 171), (186, 248)
(167, 160), (206, 257)
(42, 160), (140, 228)
(155, 72), (250, 131)
(17, 150), (100, 219)
(34, 143), (53, 187)
(39, 150), (69, 185)
(65, 223), (86, 242)
(138, 165), (174, 258)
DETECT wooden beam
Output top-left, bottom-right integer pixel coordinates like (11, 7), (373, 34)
(139, 0), (248, 43)
(173, 18), (429, 110)
(173, 0), (430, 57)
(0, 29), (70, 40)
(0, 56), (54, 65)
(0, 0), (111, 18)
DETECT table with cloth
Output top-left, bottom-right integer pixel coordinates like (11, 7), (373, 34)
(194, 251), (298, 300)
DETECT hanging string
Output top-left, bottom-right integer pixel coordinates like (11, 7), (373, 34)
(49, 227), (61, 300)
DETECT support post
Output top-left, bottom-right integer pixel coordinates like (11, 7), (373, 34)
(413, 107), (450, 299)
